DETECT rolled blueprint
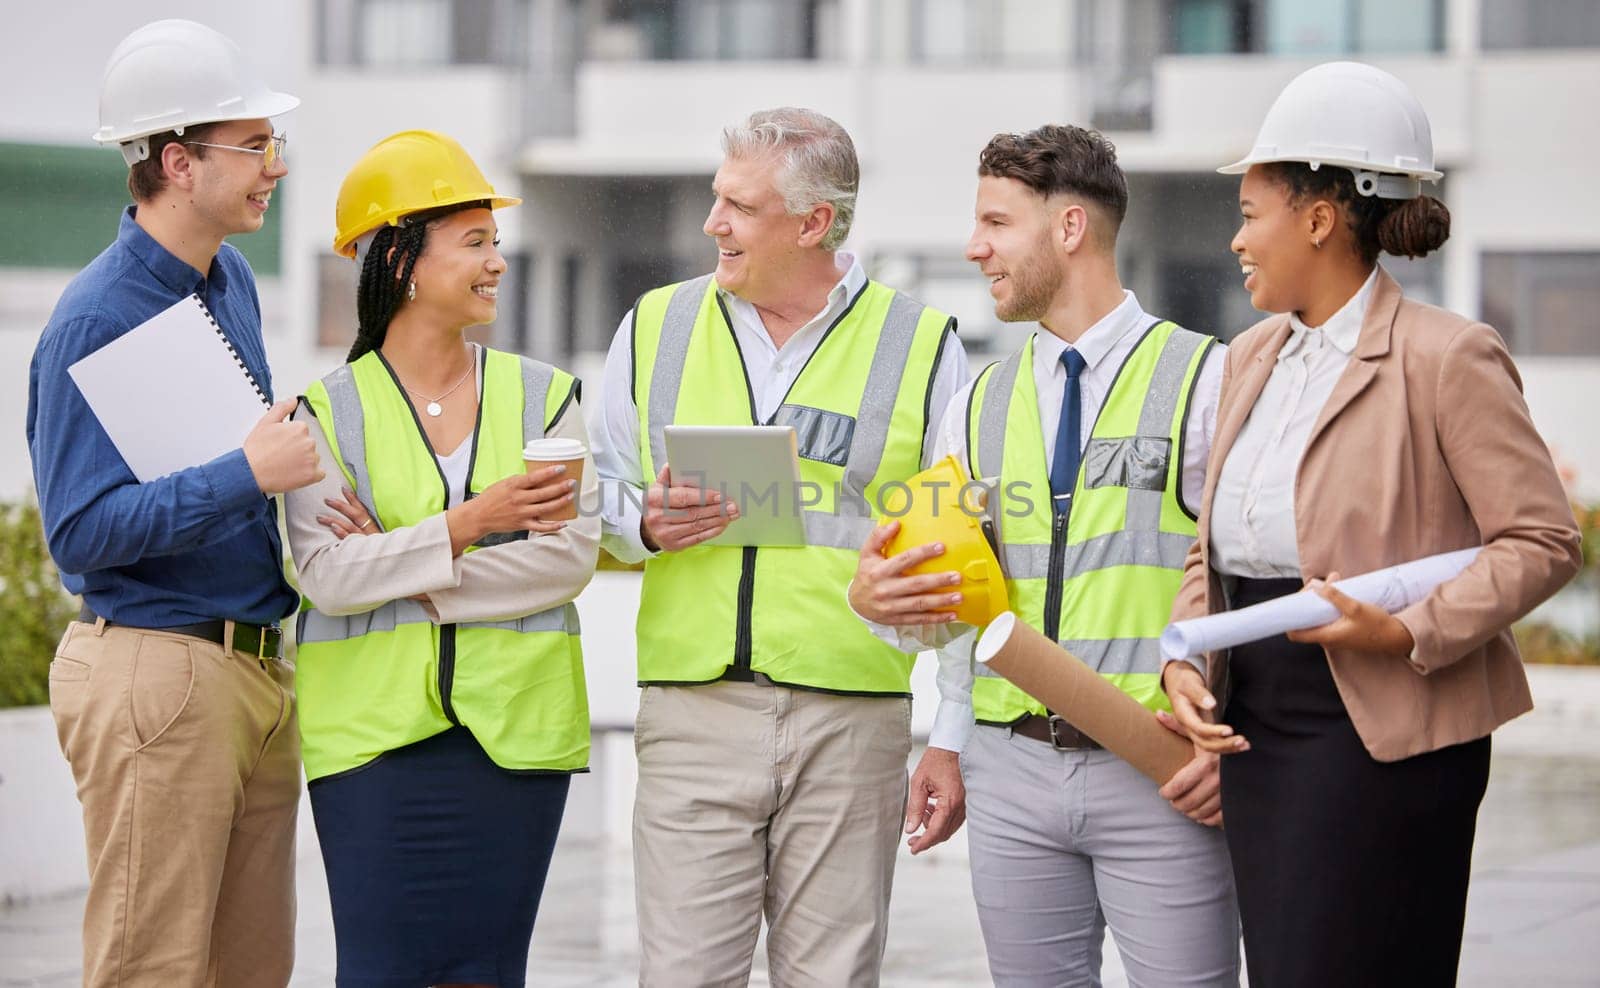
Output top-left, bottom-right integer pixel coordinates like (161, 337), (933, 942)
(974, 613), (1195, 785)
(1159, 547), (1483, 661)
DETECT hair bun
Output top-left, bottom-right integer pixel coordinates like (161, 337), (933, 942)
(1378, 195), (1451, 258)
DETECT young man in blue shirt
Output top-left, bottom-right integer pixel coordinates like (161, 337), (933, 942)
(26, 20), (318, 986)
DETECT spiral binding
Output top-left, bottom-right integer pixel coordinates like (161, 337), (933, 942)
(189, 293), (269, 407)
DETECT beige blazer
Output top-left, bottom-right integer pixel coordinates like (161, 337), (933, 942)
(1172, 269), (1582, 762)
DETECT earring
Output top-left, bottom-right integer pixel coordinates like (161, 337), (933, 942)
(407, 280), (416, 302)
(1312, 239), (1323, 249)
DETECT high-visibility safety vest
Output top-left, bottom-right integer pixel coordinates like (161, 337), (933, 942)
(632, 275), (955, 694)
(966, 321), (1214, 723)
(296, 346), (589, 782)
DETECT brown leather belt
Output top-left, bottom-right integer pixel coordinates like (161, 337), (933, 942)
(1008, 713), (1102, 750)
(79, 605), (283, 661)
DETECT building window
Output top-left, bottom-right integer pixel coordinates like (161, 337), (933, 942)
(319, 0), (525, 66)
(1482, 0), (1600, 50)
(1166, 0), (1443, 57)
(316, 250), (530, 352)
(1481, 252), (1600, 357)
(890, 0), (1071, 65)
(1170, 0), (1253, 54)
(591, 0), (829, 61)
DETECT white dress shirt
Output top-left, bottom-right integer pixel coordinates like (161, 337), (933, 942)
(591, 251), (971, 563)
(1210, 268), (1377, 579)
(865, 291), (1226, 752)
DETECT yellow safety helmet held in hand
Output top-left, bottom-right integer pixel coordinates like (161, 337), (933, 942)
(334, 130), (522, 257)
(879, 456), (1010, 629)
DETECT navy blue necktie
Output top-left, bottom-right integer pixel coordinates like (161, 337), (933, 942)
(1049, 349), (1088, 515)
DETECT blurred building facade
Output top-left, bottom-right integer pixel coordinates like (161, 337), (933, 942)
(3, 0), (1599, 495)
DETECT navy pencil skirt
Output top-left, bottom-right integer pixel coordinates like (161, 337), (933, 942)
(1219, 576), (1491, 988)
(309, 727), (571, 988)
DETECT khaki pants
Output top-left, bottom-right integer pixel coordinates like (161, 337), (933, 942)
(48, 620), (300, 988)
(632, 681), (912, 988)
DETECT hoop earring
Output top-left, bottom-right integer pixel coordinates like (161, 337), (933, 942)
(1312, 239), (1323, 249)
(407, 280), (417, 302)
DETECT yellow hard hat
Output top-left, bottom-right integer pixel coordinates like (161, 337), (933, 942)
(879, 455), (1009, 628)
(333, 130), (522, 257)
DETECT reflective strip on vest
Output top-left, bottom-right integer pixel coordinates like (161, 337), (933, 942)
(645, 274), (714, 475)
(298, 598), (578, 645)
(298, 598), (432, 644)
(973, 349), (1021, 482)
(1125, 327), (1208, 531)
(520, 357), (554, 453)
(322, 363), (379, 529)
(802, 510), (876, 551)
(646, 277), (928, 519)
(998, 530), (1196, 580)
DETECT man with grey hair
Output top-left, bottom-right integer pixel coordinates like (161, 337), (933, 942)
(592, 106), (970, 985)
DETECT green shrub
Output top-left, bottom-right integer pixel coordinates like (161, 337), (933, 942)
(1514, 621), (1600, 666)
(0, 498), (77, 707)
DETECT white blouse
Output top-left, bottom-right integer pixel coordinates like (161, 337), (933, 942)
(1210, 268), (1379, 578)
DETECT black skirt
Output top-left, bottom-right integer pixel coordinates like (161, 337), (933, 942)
(309, 727), (571, 988)
(1219, 577), (1490, 988)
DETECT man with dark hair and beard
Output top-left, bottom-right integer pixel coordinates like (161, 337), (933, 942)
(851, 124), (1241, 986)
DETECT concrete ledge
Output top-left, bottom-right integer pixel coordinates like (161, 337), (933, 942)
(1497, 664), (1600, 758)
(0, 706), (86, 905)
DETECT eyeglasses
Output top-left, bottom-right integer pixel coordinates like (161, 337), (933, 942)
(183, 133), (288, 172)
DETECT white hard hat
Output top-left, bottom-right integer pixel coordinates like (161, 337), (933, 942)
(1219, 61), (1441, 200)
(94, 19), (300, 167)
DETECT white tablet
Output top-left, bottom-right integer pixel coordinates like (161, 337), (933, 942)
(663, 425), (807, 547)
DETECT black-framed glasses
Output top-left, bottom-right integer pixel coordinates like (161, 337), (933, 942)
(183, 133), (288, 172)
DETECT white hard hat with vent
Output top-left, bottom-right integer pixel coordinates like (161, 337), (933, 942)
(1219, 61), (1441, 200)
(94, 19), (300, 166)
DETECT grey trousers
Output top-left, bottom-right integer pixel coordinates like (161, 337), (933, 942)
(633, 682), (912, 987)
(962, 726), (1241, 988)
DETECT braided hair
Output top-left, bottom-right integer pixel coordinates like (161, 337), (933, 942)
(347, 220), (429, 363)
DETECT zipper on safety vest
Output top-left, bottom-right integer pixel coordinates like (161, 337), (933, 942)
(439, 626), (460, 725)
(1043, 508), (1070, 643)
(733, 545), (757, 671)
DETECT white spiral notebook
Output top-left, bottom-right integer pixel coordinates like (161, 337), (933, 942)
(68, 293), (271, 483)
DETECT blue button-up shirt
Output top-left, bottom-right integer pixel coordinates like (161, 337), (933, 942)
(26, 207), (297, 627)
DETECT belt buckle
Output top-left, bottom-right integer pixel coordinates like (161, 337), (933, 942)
(1046, 714), (1075, 750)
(258, 626), (282, 663)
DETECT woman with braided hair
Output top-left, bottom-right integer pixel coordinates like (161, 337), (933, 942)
(283, 130), (598, 987)
(1161, 63), (1581, 985)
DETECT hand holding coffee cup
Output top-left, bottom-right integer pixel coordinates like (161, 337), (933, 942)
(523, 438), (587, 522)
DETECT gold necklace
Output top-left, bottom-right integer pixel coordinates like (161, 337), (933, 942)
(398, 347), (476, 417)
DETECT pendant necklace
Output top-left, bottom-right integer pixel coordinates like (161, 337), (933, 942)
(401, 349), (475, 417)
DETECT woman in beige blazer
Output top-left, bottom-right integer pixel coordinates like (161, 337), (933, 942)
(1161, 63), (1582, 987)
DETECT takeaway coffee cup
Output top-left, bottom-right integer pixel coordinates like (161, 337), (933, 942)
(523, 437), (586, 521)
